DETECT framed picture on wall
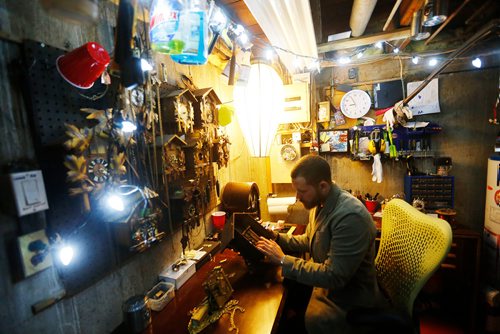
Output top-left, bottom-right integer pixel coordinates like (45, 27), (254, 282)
(319, 129), (349, 153)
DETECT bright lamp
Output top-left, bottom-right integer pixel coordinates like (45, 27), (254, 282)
(234, 63), (284, 157)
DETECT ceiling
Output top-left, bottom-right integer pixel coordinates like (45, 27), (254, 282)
(315, 0), (499, 42)
(217, 0), (499, 62)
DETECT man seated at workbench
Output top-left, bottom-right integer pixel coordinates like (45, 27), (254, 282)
(256, 155), (387, 334)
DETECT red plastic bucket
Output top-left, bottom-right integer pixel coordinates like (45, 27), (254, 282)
(56, 42), (110, 89)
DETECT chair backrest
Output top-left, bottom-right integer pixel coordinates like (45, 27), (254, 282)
(376, 199), (452, 316)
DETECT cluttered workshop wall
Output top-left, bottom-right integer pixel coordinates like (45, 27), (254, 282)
(315, 58), (499, 232)
(0, 1), (258, 333)
(157, 54), (270, 218)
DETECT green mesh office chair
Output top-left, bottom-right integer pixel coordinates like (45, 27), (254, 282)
(347, 198), (453, 333)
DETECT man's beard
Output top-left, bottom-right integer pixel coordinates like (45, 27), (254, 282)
(301, 190), (322, 210)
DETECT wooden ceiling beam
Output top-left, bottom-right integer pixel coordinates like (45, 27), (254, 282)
(383, 0), (403, 31)
(317, 28), (411, 53)
(397, 37), (412, 51)
(399, 0), (424, 26)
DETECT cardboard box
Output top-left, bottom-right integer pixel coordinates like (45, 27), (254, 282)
(159, 260), (196, 290)
(194, 240), (221, 270)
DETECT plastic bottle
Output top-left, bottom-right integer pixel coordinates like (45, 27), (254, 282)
(149, 0), (185, 54)
(170, 0), (209, 65)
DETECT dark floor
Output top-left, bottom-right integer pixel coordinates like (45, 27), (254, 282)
(420, 313), (465, 334)
(276, 280), (474, 334)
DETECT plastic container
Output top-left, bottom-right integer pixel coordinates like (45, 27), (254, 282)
(365, 200), (378, 213)
(146, 281), (175, 311)
(149, 0), (184, 54)
(56, 42), (110, 89)
(170, 0), (209, 65)
(211, 211), (226, 230)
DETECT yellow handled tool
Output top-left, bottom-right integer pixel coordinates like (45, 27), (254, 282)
(386, 120), (397, 158)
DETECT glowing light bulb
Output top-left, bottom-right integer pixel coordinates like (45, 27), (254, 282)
(121, 121), (137, 133)
(234, 24), (244, 36)
(472, 57), (482, 68)
(266, 49), (274, 60)
(59, 246), (74, 266)
(412, 56), (419, 64)
(140, 59), (153, 72)
(375, 41), (383, 49)
(428, 58), (438, 66)
(338, 57), (351, 64)
(107, 195), (124, 211)
(238, 32), (249, 45)
(393, 48), (400, 54)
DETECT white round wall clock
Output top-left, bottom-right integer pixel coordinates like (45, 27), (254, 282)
(340, 89), (372, 119)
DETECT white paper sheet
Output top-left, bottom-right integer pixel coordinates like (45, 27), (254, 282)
(407, 78), (440, 115)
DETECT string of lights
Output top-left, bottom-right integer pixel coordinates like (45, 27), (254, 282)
(221, 3), (495, 73)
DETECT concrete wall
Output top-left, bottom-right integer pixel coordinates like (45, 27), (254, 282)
(317, 59), (499, 232)
(0, 1), (236, 333)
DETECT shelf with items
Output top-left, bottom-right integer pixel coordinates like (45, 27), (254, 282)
(404, 175), (454, 210)
(347, 122), (442, 161)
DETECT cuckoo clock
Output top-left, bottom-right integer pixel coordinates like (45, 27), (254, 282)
(213, 133), (231, 169)
(64, 108), (128, 212)
(192, 88), (221, 143)
(155, 134), (187, 181)
(185, 137), (211, 178)
(159, 86), (197, 135)
(168, 179), (202, 229)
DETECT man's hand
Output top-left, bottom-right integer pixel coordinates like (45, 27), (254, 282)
(256, 237), (285, 265)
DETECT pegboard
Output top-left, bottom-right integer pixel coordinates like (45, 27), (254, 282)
(22, 40), (118, 295)
(23, 40), (113, 147)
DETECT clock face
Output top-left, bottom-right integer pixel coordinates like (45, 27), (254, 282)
(168, 154), (180, 167)
(205, 109), (214, 123)
(280, 144), (298, 161)
(340, 89), (372, 119)
(88, 158), (109, 183)
(187, 203), (196, 218)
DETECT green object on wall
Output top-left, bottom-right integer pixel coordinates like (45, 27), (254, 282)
(218, 105), (233, 126)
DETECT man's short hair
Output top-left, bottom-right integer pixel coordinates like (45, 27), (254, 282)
(290, 155), (332, 186)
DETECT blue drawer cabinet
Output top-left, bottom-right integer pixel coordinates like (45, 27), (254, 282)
(404, 175), (454, 210)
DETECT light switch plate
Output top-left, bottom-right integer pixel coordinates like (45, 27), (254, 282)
(10, 170), (49, 216)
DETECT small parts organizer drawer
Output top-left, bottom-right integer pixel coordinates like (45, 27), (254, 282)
(404, 175), (454, 210)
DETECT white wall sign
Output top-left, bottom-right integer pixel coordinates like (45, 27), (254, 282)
(407, 78), (441, 115)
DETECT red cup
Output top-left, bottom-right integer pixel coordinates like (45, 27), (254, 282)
(212, 211), (226, 230)
(365, 200), (378, 213)
(56, 42), (110, 89)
